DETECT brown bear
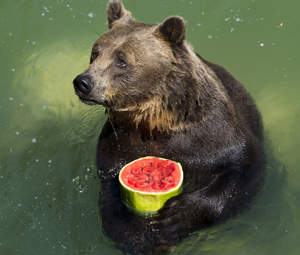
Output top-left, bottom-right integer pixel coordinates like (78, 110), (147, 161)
(73, 0), (265, 254)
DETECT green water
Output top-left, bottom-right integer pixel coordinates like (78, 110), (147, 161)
(0, 0), (299, 254)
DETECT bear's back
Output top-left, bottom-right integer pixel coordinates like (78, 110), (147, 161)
(200, 56), (263, 141)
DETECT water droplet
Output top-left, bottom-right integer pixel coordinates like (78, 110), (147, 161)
(32, 138), (37, 143)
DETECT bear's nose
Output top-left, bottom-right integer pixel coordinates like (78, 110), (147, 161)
(73, 74), (94, 95)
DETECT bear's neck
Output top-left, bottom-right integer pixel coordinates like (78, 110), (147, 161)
(108, 98), (187, 136)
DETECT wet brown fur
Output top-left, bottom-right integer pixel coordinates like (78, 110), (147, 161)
(73, 1), (265, 254)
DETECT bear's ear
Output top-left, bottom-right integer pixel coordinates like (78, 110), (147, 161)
(158, 16), (186, 45)
(107, 0), (132, 28)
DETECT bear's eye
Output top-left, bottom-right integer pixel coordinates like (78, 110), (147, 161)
(90, 52), (98, 64)
(115, 58), (127, 68)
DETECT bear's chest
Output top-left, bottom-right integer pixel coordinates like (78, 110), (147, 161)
(96, 128), (216, 192)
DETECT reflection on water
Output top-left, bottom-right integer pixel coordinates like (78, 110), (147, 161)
(0, 0), (299, 254)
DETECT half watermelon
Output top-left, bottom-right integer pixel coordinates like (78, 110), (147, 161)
(119, 156), (183, 213)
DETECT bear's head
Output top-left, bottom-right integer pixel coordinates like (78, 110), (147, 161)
(73, 0), (232, 133)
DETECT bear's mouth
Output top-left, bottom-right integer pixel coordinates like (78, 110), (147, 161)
(74, 89), (104, 106)
(79, 97), (101, 106)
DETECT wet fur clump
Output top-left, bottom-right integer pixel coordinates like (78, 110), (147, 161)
(73, 0), (265, 254)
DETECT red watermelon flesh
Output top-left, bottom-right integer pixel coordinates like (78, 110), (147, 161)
(120, 158), (181, 193)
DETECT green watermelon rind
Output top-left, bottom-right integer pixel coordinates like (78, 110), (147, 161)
(119, 156), (183, 213)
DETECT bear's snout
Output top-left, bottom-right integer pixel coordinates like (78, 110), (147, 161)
(73, 73), (94, 96)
